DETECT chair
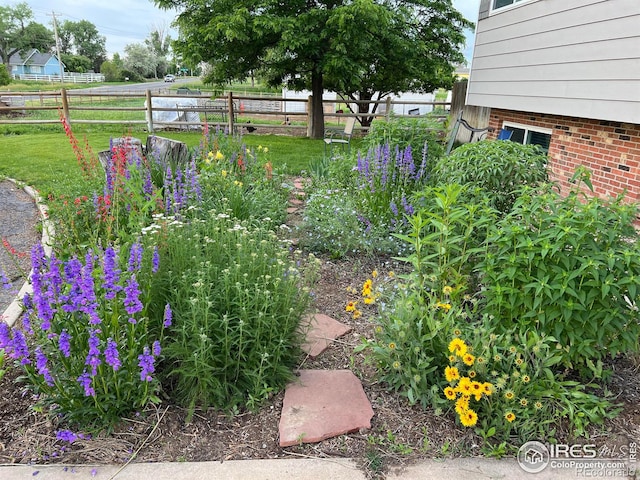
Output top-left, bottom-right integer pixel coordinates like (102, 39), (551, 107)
(324, 116), (356, 157)
(445, 110), (493, 155)
(497, 128), (513, 140)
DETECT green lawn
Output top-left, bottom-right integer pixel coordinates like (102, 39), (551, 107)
(0, 130), (360, 195)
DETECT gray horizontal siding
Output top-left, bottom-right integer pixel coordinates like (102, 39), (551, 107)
(467, 0), (640, 124)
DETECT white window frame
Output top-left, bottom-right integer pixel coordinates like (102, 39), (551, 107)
(502, 121), (552, 151)
(490, 0), (535, 14)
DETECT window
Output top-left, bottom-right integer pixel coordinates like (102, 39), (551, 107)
(502, 122), (552, 153)
(493, 0), (529, 11)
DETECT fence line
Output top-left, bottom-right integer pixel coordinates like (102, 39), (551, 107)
(0, 89), (451, 137)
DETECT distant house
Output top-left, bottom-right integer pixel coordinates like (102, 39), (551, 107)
(466, 0), (640, 202)
(3, 48), (65, 76)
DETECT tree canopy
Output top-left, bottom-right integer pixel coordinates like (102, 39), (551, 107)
(59, 20), (107, 72)
(0, 2), (54, 67)
(154, 0), (472, 138)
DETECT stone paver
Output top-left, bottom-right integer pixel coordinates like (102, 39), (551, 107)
(279, 369), (374, 447)
(299, 313), (352, 358)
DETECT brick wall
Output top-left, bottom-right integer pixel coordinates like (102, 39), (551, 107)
(487, 109), (640, 203)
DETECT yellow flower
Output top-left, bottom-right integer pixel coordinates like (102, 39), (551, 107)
(352, 309), (362, 319)
(215, 150), (224, 160)
(234, 180), (243, 187)
(448, 338), (467, 357)
(515, 357), (524, 366)
(263, 147), (269, 153)
(509, 346), (517, 354)
(221, 170), (228, 178)
(436, 302), (452, 311)
(444, 386), (457, 401)
(476, 356), (485, 365)
(505, 412), (516, 423)
(448, 355), (456, 363)
(207, 151), (214, 158)
(205, 157), (211, 165)
(471, 381), (483, 401)
(363, 296), (375, 305)
(392, 361), (401, 370)
(388, 342), (396, 350)
(520, 398), (528, 407)
(482, 382), (493, 396)
(457, 377), (473, 396)
(388, 271), (395, 278)
(494, 354), (502, 362)
(468, 370), (476, 378)
(534, 401), (543, 410)
(455, 396), (469, 415)
(462, 353), (475, 366)
(522, 375), (531, 383)
(453, 328), (462, 336)
(504, 390), (515, 401)
(443, 285), (453, 296)
(374, 325), (383, 334)
(345, 301), (357, 312)
(445, 366), (460, 382)
(460, 409), (478, 427)
(372, 270), (378, 278)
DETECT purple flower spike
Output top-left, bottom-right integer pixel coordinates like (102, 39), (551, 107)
(77, 371), (95, 397)
(163, 303), (172, 328)
(102, 246), (121, 300)
(10, 328), (30, 364)
(104, 338), (121, 370)
(58, 330), (71, 358)
(35, 347), (54, 386)
(123, 275), (143, 317)
(128, 242), (143, 272)
(138, 346), (155, 382)
(85, 330), (101, 375)
(152, 340), (161, 357)
(152, 246), (160, 274)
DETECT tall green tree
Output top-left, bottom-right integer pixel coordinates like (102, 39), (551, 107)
(123, 43), (157, 78)
(59, 20), (107, 72)
(154, 0), (472, 138)
(145, 27), (172, 78)
(0, 2), (54, 67)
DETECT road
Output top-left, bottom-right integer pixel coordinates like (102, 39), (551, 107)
(66, 76), (195, 95)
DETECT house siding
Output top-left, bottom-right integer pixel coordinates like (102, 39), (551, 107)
(487, 109), (640, 202)
(467, 0), (640, 124)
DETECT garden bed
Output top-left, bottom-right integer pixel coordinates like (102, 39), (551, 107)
(0, 251), (638, 476)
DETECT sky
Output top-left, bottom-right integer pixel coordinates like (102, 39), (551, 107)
(2, 0), (481, 62)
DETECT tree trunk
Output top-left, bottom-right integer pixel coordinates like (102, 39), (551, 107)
(358, 91), (375, 127)
(310, 69), (325, 139)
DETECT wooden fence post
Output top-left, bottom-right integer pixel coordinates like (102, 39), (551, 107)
(306, 95), (313, 138)
(227, 91), (235, 133)
(60, 88), (70, 125)
(145, 89), (154, 133)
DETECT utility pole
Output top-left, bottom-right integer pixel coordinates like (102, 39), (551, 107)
(48, 11), (64, 84)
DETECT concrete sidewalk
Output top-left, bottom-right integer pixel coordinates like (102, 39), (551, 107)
(1, 457), (629, 479)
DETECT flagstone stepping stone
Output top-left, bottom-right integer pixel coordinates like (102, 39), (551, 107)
(286, 207), (299, 214)
(279, 370), (374, 447)
(289, 198), (304, 206)
(299, 313), (352, 358)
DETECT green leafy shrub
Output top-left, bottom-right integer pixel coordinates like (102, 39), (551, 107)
(363, 115), (446, 160)
(479, 170), (640, 376)
(0, 64), (11, 86)
(151, 212), (319, 415)
(434, 140), (548, 214)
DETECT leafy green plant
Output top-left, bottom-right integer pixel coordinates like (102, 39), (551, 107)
(478, 168), (640, 376)
(434, 140), (548, 214)
(363, 115), (446, 160)
(441, 328), (619, 445)
(151, 212), (319, 415)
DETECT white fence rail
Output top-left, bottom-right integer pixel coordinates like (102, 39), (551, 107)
(11, 72), (105, 83)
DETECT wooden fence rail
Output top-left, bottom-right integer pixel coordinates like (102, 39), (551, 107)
(0, 88), (452, 137)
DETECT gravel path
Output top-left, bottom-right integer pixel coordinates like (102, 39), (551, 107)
(0, 179), (41, 317)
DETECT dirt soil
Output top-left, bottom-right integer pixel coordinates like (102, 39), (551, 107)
(0, 179), (638, 478)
